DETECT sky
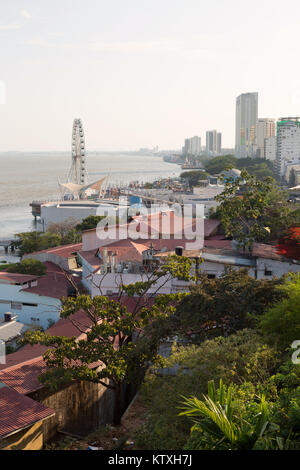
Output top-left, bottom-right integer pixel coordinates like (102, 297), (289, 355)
(1, 0), (300, 151)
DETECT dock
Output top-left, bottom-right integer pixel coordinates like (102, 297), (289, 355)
(0, 238), (20, 253)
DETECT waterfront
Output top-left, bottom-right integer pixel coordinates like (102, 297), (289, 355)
(0, 151), (180, 260)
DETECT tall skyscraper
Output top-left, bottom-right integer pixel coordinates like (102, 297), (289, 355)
(235, 92), (258, 158)
(217, 132), (222, 154)
(183, 136), (201, 156)
(256, 118), (276, 158)
(206, 130), (222, 155)
(276, 118), (300, 178)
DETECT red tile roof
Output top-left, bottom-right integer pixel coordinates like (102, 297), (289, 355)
(0, 311), (90, 372)
(0, 272), (39, 284)
(0, 386), (54, 438)
(252, 243), (285, 261)
(0, 311), (95, 393)
(82, 214), (220, 239)
(21, 262), (79, 299)
(25, 243), (82, 259)
(80, 236), (223, 269)
(0, 358), (47, 394)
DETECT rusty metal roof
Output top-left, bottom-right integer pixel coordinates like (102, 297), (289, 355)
(0, 385), (54, 438)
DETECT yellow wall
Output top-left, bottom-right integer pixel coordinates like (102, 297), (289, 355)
(1, 421), (44, 450)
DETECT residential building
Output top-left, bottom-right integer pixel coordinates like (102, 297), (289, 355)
(183, 136), (202, 156)
(0, 384), (54, 450)
(0, 263), (78, 330)
(264, 136), (277, 161)
(285, 164), (300, 187)
(276, 118), (300, 178)
(256, 118), (276, 158)
(0, 314), (29, 349)
(235, 92), (258, 158)
(0, 311), (120, 445)
(206, 130), (222, 156)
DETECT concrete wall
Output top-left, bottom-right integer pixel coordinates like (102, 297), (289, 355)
(90, 272), (174, 296)
(256, 257), (300, 280)
(41, 206), (98, 231)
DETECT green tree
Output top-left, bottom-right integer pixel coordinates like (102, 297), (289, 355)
(47, 220), (82, 245)
(236, 157), (275, 180)
(259, 274), (300, 349)
(136, 329), (278, 450)
(215, 171), (296, 248)
(23, 255), (192, 425)
(205, 155), (237, 175)
(180, 379), (272, 450)
(6, 258), (47, 276)
(14, 231), (62, 256)
(76, 215), (108, 232)
(180, 171), (209, 187)
(172, 268), (284, 340)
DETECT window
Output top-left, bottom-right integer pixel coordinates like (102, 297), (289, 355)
(264, 269), (272, 276)
(22, 303), (38, 308)
(207, 273), (216, 279)
(30, 317), (40, 324)
(11, 302), (22, 310)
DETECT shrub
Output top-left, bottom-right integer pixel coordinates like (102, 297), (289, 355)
(6, 258), (47, 276)
(259, 274), (300, 349)
(135, 330), (277, 450)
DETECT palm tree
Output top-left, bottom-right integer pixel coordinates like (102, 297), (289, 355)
(179, 379), (270, 450)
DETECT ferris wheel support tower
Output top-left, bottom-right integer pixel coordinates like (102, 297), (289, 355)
(68, 118), (87, 186)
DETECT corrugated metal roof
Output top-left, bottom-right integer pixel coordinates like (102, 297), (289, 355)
(0, 272), (39, 284)
(0, 386), (54, 438)
(0, 358), (47, 394)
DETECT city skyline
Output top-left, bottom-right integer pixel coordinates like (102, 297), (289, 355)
(1, 1), (300, 151)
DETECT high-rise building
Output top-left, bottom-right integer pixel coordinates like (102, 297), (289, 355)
(206, 130), (222, 155)
(276, 118), (300, 178)
(217, 132), (222, 154)
(235, 92), (258, 158)
(264, 136), (276, 161)
(256, 118), (276, 158)
(183, 136), (201, 156)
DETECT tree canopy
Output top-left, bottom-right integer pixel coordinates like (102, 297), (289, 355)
(205, 155), (237, 175)
(171, 268), (284, 341)
(215, 171), (297, 248)
(5, 258), (47, 276)
(180, 170), (209, 187)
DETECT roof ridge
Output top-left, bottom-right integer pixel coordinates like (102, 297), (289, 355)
(0, 354), (45, 373)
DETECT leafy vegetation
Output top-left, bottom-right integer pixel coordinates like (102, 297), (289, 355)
(171, 268), (284, 340)
(204, 154), (275, 180)
(259, 274), (300, 348)
(180, 170), (209, 187)
(5, 258), (47, 276)
(205, 155), (237, 175)
(180, 379), (272, 450)
(215, 171), (297, 248)
(136, 329), (278, 449)
(75, 215), (107, 232)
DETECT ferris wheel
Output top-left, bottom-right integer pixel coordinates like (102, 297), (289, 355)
(68, 118), (87, 185)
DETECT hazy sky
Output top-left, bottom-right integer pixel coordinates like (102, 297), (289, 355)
(1, 0), (300, 151)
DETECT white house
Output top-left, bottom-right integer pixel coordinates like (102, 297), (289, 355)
(0, 263), (78, 330)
